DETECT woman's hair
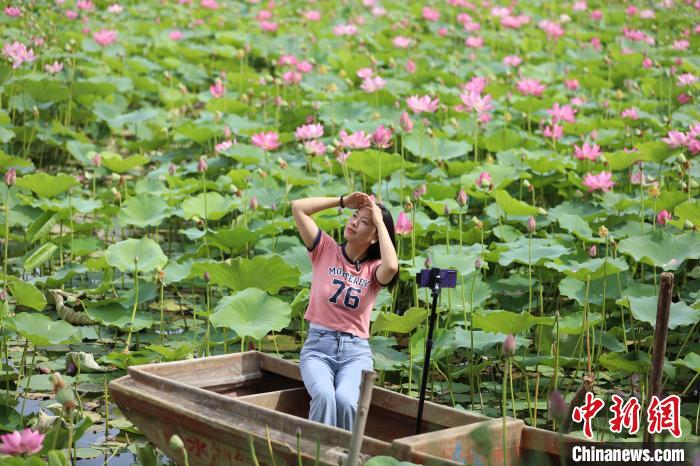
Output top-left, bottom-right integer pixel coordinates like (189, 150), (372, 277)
(367, 203), (399, 289)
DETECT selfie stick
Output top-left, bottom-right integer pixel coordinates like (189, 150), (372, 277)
(415, 267), (442, 435)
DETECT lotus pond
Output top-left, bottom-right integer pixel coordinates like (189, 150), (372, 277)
(1, 0), (699, 464)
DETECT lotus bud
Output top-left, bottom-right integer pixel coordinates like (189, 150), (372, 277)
(0, 289), (6, 302)
(598, 226), (608, 238)
(49, 372), (65, 393)
(168, 162), (176, 176)
(399, 111), (413, 133)
(203, 271), (210, 282)
(404, 197), (413, 210)
(56, 387), (76, 411)
(503, 334), (515, 356)
(456, 188), (468, 207)
(111, 173), (121, 182)
(588, 245), (597, 257)
(111, 187), (121, 201)
(4, 168), (16, 187)
(424, 256), (432, 268)
(475, 257), (482, 269)
(527, 216), (536, 233)
(549, 390), (568, 423)
(157, 269), (165, 282)
(472, 216), (483, 229)
(443, 203), (450, 216)
(197, 156), (207, 173)
(647, 183), (660, 198)
(249, 196), (258, 211)
(91, 153), (102, 167)
(169, 434), (185, 450)
(277, 157), (288, 170)
(523, 179), (532, 191)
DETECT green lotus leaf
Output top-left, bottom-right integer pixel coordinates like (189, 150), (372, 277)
(403, 131), (470, 160)
(483, 128), (524, 152)
(9, 313), (81, 346)
(193, 255), (300, 293)
(15, 173), (78, 198)
(105, 238), (168, 274)
(494, 190), (544, 216)
(557, 213), (594, 241)
(208, 226), (259, 253)
(472, 310), (553, 335)
(181, 192), (234, 221)
(621, 296), (699, 330)
(209, 288), (291, 340)
(24, 243), (58, 271)
(673, 201), (700, 228)
(371, 307), (427, 334)
(346, 149), (415, 180)
(672, 352), (700, 373)
(369, 336), (407, 371)
(84, 302), (154, 331)
(497, 237), (570, 266)
(118, 193), (170, 228)
(545, 257), (629, 281)
(617, 230), (700, 271)
(100, 151), (150, 173)
(8, 280), (46, 311)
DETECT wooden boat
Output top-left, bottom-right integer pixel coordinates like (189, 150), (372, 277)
(109, 351), (586, 466)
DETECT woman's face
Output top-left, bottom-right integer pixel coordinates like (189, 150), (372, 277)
(344, 207), (377, 243)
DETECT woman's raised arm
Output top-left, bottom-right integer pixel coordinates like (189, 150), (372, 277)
(291, 193), (371, 249)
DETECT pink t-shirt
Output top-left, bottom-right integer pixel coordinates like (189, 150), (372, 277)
(303, 228), (387, 339)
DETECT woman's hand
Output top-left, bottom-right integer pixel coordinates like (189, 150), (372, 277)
(343, 192), (371, 209)
(368, 197), (384, 226)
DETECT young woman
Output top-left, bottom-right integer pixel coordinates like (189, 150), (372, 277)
(290, 192), (399, 430)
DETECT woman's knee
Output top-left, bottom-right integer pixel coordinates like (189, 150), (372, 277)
(335, 390), (358, 412)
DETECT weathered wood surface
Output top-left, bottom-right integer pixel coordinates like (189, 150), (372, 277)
(110, 351), (589, 466)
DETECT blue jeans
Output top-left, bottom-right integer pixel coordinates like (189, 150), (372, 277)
(299, 328), (374, 430)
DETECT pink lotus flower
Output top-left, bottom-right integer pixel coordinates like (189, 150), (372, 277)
(642, 57), (653, 68)
(209, 78), (224, 98)
(590, 37), (602, 50)
(573, 143), (601, 161)
(399, 111), (413, 133)
(333, 24), (357, 36)
(252, 131), (280, 151)
(422, 6), (440, 21)
(339, 129), (371, 149)
(588, 245), (597, 257)
(547, 103), (576, 123)
(501, 14), (530, 29)
(406, 59), (416, 74)
(372, 125), (393, 149)
(463, 76), (488, 94)
(201, 0), (219, 9)
(657, 210), (671, 226)
(256, 9), (272, 21)
(361, 76), (385, 93)
(503, 55), (522, 67)
(259, 21), (278, 32)
(503, 334), (515, 356)
(538, 20), (564, 40)
(678, 93), (692, 105)
(169, 30), (183, 40)
(107, 3), (123, 13)
(582, 171), (615, 192)
(543, 124), (563, 140)
(2, 41), (36, 69)
(0, 428), (44, 455)
(672, 39), (689, 50)
(336, 151), (350, 165)
(296, 61), (313, 74)
(565, 79), (579, 90)
(395, 211), (412, 235)
(459, 91), (493, 113)
(283, 70), (302, 85)
(491, 6), (511, 17)
(76, 0), (93, 10)
(356, 67), (373, 79)
(393, 36), (412, 48)
(302, 10), (321, 21)
(629, 170), (643, 185)
(278, 54), (297, 66)
(590, 10), (602, 20)
(677, 73), (697, 86)
(465, 36), (483, 48)
(476, 171), (491, 188)
(4, 6), (21, 16)
(572, 1), (587, 11)
(662, 130), (687, 148)
(65, 10), (78, 19)
(621, 108), (639, 120)
(639, 9), (655, 18)
(93, 29), (117, 47)
(304, 139), (326, 156)
(215, 140), (232, 153)
(413, 184), (427, 199)
(372, 6), (387, 16)
(44, 61), (63, 74)
(295, 123), (323, 140)
(516, 78), (546, 97)
(406, 95), (439, 114)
